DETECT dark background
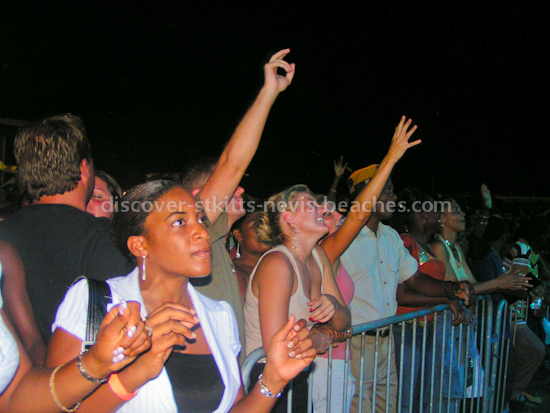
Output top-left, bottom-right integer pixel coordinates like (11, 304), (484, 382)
(1, 2), (548, 200)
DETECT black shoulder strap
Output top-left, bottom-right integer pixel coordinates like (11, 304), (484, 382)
(79, 277), (113, 344)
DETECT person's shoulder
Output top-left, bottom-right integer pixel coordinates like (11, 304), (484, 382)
(379, 222), (398, 235)
(256, 248), (293, 271)
(191, 285), (234, 315)
(379, 222), (404, 242)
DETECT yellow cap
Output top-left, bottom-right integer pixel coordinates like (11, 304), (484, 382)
(346, 164), (378, 195)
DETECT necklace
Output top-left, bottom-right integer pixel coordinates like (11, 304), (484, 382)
(437, 234), (462, 267)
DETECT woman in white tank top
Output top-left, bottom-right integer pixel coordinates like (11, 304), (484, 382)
(244, 184), (351, 412)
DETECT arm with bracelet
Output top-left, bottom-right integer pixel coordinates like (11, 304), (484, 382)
(0, 301), (150, 412)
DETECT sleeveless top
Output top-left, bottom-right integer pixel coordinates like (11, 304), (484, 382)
(0, 262), (21, 393)
(319, 262), (354, 360)
(244, 245), (324, 357)
(396, 235), (446, 321)
(434, 234), (475, 283)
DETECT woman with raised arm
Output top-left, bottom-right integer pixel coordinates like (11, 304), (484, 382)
(308, 116), (420, 412)
(46, 181), (315, 413)
(245, 185), (351, 412)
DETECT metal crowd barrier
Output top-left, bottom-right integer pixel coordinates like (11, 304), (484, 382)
(242, 295), (541, 412)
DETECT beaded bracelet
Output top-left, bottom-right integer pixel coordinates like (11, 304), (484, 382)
(77, 350), (109, 384)
(258, 373), (283, 398)
(49, 364), (82, 413)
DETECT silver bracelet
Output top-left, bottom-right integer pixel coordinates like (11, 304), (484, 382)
(76, 350), (109, 384)
(257, 373), (283, 398)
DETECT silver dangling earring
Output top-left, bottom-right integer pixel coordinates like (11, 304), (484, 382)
(236, 242), (241, 259)
(141, 255), (147, 281)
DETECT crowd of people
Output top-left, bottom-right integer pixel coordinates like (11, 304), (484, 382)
(0, 49), (548, 412)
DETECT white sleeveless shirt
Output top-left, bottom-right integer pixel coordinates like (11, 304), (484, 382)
(244, 245), (324, 357)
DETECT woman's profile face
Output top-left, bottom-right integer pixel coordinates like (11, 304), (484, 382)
(287, 192), (328, 237)
(441, 199), (466, 233)
(87, 177), (114, 220)
(321, 200), (343, 235)
(141, 187), (212, 278)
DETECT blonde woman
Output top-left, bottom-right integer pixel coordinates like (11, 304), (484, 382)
(245, 185), (351, 412)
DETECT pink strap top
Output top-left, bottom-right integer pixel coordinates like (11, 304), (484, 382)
(319, 262), (354, 360)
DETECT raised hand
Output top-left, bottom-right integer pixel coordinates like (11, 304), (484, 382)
(386, 116), (421, 164)
(333, 155), (349, 178)
(263, 49), (295, 94)
(481, 183), (492, 209)
(262, 316), (316, 386)
(308, 294), (338, 323)
(84, 301), (151, 379)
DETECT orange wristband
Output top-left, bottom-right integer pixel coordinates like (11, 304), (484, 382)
(108, 373), (138, 401)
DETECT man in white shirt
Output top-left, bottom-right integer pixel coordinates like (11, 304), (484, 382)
(341, 165), (474, 412)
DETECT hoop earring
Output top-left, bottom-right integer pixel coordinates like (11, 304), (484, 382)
(141, 255), (147, 281)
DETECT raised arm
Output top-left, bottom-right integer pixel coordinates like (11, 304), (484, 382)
(321, 116), (420, 263)
(470, 184), (492, 239)
(326, 155), (349, 203)
(199, 49), (295, 223)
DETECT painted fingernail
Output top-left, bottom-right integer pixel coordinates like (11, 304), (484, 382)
(127, 325), (137, 338)
(296, 354), (303, 359)
(112, 354), (125, 363)
(115, 346), (125, 356)
(309, 317), (314, 322)
(119, 301), (128, 315)
(288, 351), (296, 358)
(287, 341), (294, 349)
(309, 308), (313, 312)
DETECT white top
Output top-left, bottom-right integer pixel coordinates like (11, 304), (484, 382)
(434, 234), (474, 283)
(244, 246), (323, 357)
(52, 268), (241, 413)
(0, 262), (21, 393)
(341, 223), (418, 324)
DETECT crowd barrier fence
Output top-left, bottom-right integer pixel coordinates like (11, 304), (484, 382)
(242, 295), (545, 413)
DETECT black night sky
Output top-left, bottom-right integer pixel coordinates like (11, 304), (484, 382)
(1, 2), (548, 201)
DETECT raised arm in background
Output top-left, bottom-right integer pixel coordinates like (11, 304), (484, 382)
(321, 116), (420, 264)
(199, 49), (295, 223)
